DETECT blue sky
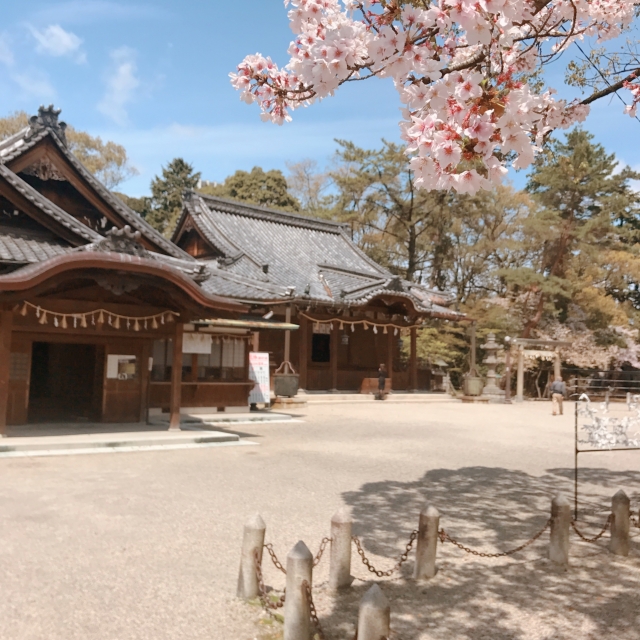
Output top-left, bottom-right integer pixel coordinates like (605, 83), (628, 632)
(0, 0), (638, 196)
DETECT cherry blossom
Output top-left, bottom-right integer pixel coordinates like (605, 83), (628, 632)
(230, 0), (638, 194)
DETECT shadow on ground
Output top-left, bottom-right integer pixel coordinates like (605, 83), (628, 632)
(300, 466), (640, 640)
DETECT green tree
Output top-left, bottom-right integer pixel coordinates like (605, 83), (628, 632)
(200, 166), (299, 212)
(146, 158), (201, 236)
(0, 111), (138, 189)
(113, 193), (152, 219)
(518, 128), (640, 337)
(331, 140), (452, 283)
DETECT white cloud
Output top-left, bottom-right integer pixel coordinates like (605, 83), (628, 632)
(29, 24), (86, 63)
(95, 117), (399, 195)
(11, 71), (56, 100)
(0, 34), (14, 67)
(97, 47), (140, 126)
(33, 1), (169, 25)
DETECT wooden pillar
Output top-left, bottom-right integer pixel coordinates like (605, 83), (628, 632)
(284, 305), (292, 364)
(410, 327), (418, 392)
(139, 340), (152, 424)
(387, 328), (394, 392)
(330, 320), (339, 392)
(169, 322), (184, 431)
(516, 346), (524, 403)
(190, 353), (199, 382)
(0, 311), (12, 436)
(251, 331), (259, 352)
(299, 315), (308, 390)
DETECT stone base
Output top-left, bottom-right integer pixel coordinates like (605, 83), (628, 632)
(271, 396), (308, 411)
(461, 396), (490, 403)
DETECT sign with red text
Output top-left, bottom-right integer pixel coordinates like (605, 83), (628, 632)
(249, 352), (270, 404)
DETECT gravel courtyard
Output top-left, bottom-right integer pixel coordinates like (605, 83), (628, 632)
(1, 399), (639, 640)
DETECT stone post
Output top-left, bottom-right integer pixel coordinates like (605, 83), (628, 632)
(610, 490), (630, 557)
(414, 505), (439, 580)
(329, 508), (354, 590)
(236, 514), (266, 600)
(284, 541), (313, 640)
(549, 494), (571, 567)
(356, 584), (390, 640)
(516, 346), (524, 403)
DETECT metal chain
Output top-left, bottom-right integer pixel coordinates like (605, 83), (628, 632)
(253, 550), (286, 613)
(438, 519), (551, 558)
(571, 514), (612, 543)
(352, 530), (418, 577)
(313, 537), (332, 567)
(302, 580), (326, 640)
(264, 543), (287, 574)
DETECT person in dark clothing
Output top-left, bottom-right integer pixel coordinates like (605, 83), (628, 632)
(550, 376), (567, 415)
(377, 363), (387, 400)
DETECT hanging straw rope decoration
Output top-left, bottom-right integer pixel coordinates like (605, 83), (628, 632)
(299, 311), (424, 336)
(14, 301), (178, 331)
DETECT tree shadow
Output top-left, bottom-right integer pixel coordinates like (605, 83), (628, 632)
(309, 466), (640, 640)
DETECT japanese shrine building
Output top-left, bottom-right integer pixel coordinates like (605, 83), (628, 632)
(0, 107), (288, 434)
(173, 192), (463, 392)
(0, 106), (463, 435)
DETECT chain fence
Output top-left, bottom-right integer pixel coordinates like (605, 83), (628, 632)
(314, 537), (332, 567)
(303, 579), (326, 640)
(571, 514), (612, 543)
(352, 530), (418, 577)
(264, 543), (287, 574)
(438, 518), (551, 558)
(253, 550), (285, 617)
(247, 505), (636, 638)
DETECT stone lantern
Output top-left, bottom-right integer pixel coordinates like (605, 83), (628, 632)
(481, 333), (505, 402)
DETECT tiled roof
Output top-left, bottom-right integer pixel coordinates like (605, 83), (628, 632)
(177, 192), (461, 318)
(0, 119), (192, 261)
(0, 165), (102, 244)
(0, 226), (70, 263)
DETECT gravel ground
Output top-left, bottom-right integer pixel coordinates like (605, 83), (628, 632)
(1, 399), (639, 640)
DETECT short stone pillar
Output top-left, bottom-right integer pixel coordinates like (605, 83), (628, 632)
(236, 513), (266, 599)
(414, 505), (439, 580)
(329, 508), (354, 590)
(356, 584), (390, 640)
(549, 494), (571, 567)
(610, 490), (630, 557)
(284, 541), (313, 640)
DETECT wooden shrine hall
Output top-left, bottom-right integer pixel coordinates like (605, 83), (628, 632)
(0, 106), (293, 434)
(173, 192), (464, 392)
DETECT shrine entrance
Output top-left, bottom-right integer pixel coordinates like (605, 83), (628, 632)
(28, 342), (104, 423)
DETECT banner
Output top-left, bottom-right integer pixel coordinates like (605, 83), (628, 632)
(249, 352), (271, 404)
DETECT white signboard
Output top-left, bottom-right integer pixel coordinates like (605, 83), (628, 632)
(106, 355), (137, 380)
(183, 333), (213, 354)
(313, 322), (332, 335)
(249, 352), (270, 404)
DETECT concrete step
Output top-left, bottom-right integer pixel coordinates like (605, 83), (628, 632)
(302, 393), (455, 404)
(0, 430), (239, 455)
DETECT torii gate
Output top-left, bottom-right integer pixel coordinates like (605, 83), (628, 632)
(511, 338), (572, 403)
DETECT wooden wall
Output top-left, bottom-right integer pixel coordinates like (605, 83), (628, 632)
(149, 382), (253, 409)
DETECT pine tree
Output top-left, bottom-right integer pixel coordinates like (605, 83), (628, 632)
(519, 128), (640, 337)
(146, 159), (201, 236)
(200, 167), (299, 212)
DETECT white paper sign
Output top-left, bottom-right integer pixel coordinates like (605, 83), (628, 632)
(249, 352), (270, 404)
(106, 355), (137, 380)
(183, 333), (213, 354)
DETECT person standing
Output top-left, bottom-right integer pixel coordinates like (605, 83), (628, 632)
(550, 376), (567, 415)
(377, 363), (387, 400)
